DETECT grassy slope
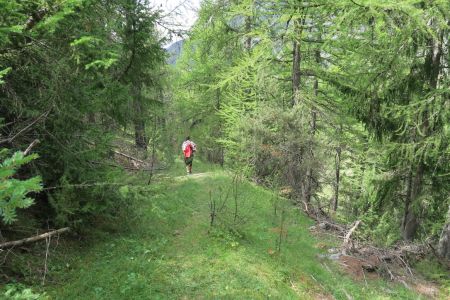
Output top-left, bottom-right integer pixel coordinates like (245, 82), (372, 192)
(43, 161), (423, 299)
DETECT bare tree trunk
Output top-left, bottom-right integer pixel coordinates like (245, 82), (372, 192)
(333, 145), (341, 212)
(290, 6), (306, 107)
(245, 16), (252, 51)
(220, 147), (224, 167)
(402, 169), (413, 240)
(216, 88), (221, 110)
(438, 205), (450, 259)
(292, 18), (306, 201)
(401, 167), (421, 241)
(132, 84), (147, 151)
(302, 48), (319, 204)
(147, 116), (157, 184)
(88, 112), (96, 123)
(244, 0), (254, 51)
(354, 163), (365, 216)
(401, 22), (442, 241)
(291, 38), (301, 107)
(433, 27), (447, 257)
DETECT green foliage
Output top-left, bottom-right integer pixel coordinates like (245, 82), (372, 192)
(0, 0), (166, 229)
(362, 210), (402, 247)
(171, 0), (449, 245)
(414, 259), (450, 288)
(2, 283), (49, 300)
(0, 150), (42, 224)
(0, 67), (11, 85)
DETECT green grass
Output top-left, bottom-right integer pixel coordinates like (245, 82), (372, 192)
(33, 164), (428, 299)
(164, 155), (223, 177)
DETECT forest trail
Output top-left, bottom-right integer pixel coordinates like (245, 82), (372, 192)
(174, 172), (214, 180)
(2, 0), (448, 298)
(45, 168), (429, 299)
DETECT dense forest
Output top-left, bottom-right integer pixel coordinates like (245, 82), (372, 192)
(175, 0), (450, 245)
(0, 0), (449, 298)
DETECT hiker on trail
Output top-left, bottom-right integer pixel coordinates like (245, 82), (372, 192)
(182, 136), (197, 175)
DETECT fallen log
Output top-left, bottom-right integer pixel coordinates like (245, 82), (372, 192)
(0, 227), (70, 249)
(318, 221), (346, 232)
(112, 149), (145, 164)
(83, 138), (145, 164)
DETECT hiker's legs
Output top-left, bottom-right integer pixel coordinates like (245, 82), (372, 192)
(184, 158), (189, 174)
(185, 157), (193, 174)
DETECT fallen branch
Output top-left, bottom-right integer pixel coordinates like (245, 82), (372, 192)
(82, 138), (145, 164)
(0, 227), (70, 249)
(318, 221), (346, 232)
(42, 182), (124, 191)
(0, 109), (51, 145)
(89, 160), (165, 172)
(42, 234), (51, 285)
(302, 200), (310, 216)
(396, 254), (414, 277)
(300, 199), (330, 223)
(23, 139), (40, 155)
(342, 220), (361, 254)
(112, 149), (145, 164)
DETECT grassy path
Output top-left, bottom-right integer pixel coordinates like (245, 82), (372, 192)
(44, 168), (424, 299)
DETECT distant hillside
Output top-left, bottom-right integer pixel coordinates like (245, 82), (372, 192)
(166, 40), (184, 65)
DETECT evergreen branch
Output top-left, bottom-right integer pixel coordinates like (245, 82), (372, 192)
(349, 0), (367, 9)
(42, 182), (127, 191)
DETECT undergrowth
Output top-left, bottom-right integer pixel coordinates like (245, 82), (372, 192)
(1, 161), (440, 299)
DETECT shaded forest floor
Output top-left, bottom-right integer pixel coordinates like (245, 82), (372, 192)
(10, 161), (446, 299)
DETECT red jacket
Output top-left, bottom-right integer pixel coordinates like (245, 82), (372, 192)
(182, 140), (196, 158)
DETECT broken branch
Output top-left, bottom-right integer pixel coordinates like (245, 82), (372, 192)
(0, 227), (70, 249)
(342, 220), (361, 254)
(23, 139), (40, 155)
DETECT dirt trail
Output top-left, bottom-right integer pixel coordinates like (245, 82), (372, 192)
(173, 172), (214, 180)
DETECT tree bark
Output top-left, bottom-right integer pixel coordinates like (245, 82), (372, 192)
(301, 47), (319, 204)
(402, 169), (413, 240)
(438, 205), (450, 260)
(245, 16), (252, 51)
(401, 166), (421, 241)
(291, 38), (301, 107)
(132, 84), (147, 151)
(401, 21), (443, 241)
(333, 145), (341, 212)
(290, 8), (305, 107)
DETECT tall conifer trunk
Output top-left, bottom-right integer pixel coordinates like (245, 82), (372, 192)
(401, 20), (443, 241)
(333, 145), (341, 212)
(133, 84), (147, 151)
(438, 205), (450, 259)
(291, 25), (301, 107)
